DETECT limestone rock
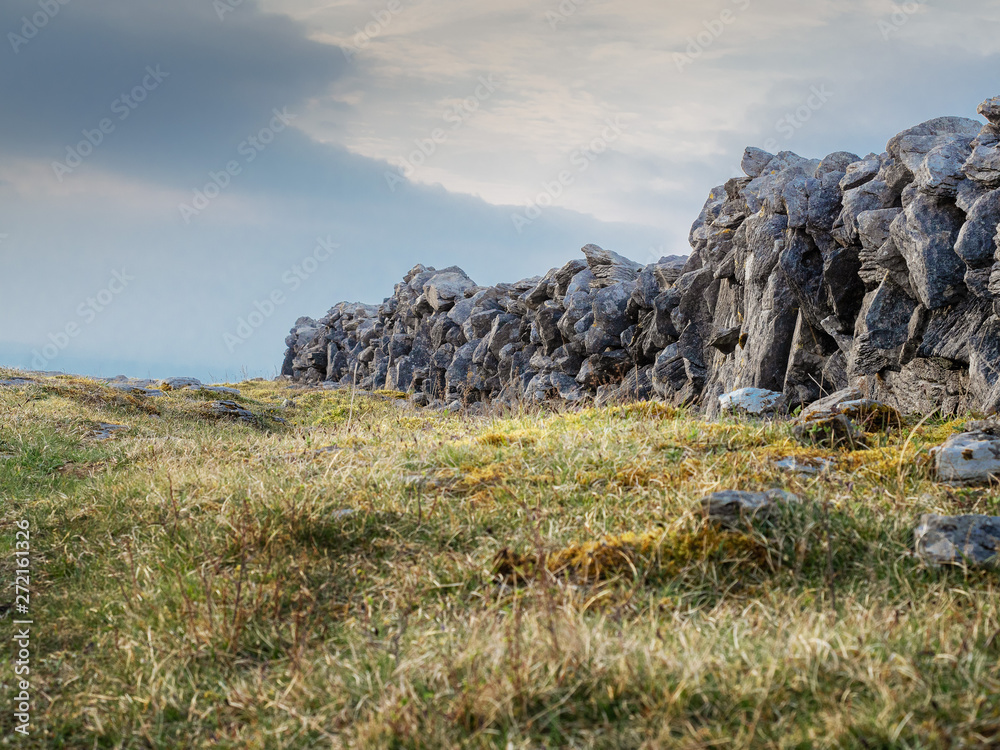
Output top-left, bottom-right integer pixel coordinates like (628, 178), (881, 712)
(914, 514), (1000, 566)
(718, 387), (786, 416)
(933, 430), (1000, 483)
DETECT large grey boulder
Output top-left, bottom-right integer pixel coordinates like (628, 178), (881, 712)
(581, 244), (643, 287)
(424, 270), (476, 312)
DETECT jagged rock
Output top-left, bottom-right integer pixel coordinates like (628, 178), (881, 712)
(581, 244), (643, 287)
(889, 192), (967, 309)
(718, 388), (786, 416)
(424, 269), (476, 312)
(741, 147), (774, 178)
(700, 489), (799, 528)
(915, 514), (1000, 566)
(206, 400), (258, 425)
(933, 430), (1000, 483)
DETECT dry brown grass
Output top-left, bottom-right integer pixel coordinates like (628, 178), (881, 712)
(0, 369), (998, 747)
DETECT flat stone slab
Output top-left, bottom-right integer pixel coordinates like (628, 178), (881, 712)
(162, 377), (203, 389)
(914, 514), (1000, 566)
(86, 423), (127, 441)
(718, 387), (786, 416)
(934, 431), (1000, 483)
(0, 378), (35, 388)
(207, 400), (257, 424)
(700, 489), (800, 527)
(774, 457), (835, 475)
(108, 383), (165, 397)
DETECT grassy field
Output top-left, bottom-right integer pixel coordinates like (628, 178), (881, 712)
(0, 369), (998, 748)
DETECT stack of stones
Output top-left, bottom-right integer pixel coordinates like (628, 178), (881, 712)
(282, 95), (1000, 417)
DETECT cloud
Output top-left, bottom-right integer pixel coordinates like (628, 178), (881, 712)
(2, 0), (999, 382)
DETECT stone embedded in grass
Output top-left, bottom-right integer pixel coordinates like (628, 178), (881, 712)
(773, 457), (834, 475)
(718, 387), (787, 416)
(108, 382), (165, 397)
(792, 413), (868, 449)
(700, 489), (800, 528)
(206, 400), (258, 425)
(914, 513), (1000, 566)
(791, 387), (900, 448)
(933, 430), (1000, 483)
(161, 377), (202, 389)
(86, 423), (127, 441)
(0, 378), (35, 388)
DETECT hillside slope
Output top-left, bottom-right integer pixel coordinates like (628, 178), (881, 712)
(1, 370), (998, 747)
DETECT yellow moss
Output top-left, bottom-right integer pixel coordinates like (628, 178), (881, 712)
(494, 524), (768, 583)
(915, 418), (967, 445)
(458, 463), (510, 489)
(605, 402), (679, 421)
(476, 429), (538, 448)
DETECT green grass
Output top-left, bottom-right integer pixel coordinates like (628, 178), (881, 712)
(0, 368), (998, 748)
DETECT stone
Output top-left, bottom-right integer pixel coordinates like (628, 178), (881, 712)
(741, 147), (774, 178)
(0, 378), (35, 388)
(978, 96), (1000, 126)
(700, 489), (799, 528)
(109, 383), (166, 397)
(889, 193), (967, 309)
(933, 430), (1000, 483)
(774, 457), (834, 476)
(914, 514), (1000, 567)
(86, 423), (127, 441)
(424, 270), (476, 312)
(162, 377), (202, 389)
(718, 387), (786, 416)
(206, 400), (259, 425)
(581, 244), (643, 287)
(279, 94), (1000, 420)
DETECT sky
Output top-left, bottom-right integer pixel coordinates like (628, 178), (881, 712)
(1, 0), (998, 383)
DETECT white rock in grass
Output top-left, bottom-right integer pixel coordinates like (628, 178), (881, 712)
(914, 514), (1000, 566)
(933, 431), (1000, 483)
(718, 387), (787, 416)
